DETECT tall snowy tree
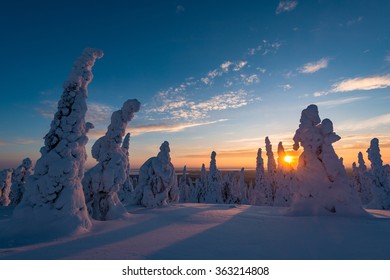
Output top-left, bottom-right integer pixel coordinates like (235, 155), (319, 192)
(10, 158), (33, 205)
(11, 48), (103, 236)
(290, 104), (366, 216)
(83, 99), (140, 220)
(179, 166), (190, 203)
(366, 138), (390, 209)
(118, 133), (135, 205)
(352, 152), (372, 205)
(250, 148), (272, 205)
(205, 151), (223, 203)
(134, 141), (180, 207)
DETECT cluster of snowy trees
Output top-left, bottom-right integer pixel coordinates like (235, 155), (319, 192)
(1, 49), (390, 239)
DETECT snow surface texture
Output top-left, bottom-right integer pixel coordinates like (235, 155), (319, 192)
(9, 158), (33, 205)
(290, 104), (367, 216)
(134, 141), (179, 208)
(5, 48), (103, 240)
(366, 138), (390, 209)
(83, 100), (141, 220)
(1, 204), (389, 260)
(0, 169), (13, 206)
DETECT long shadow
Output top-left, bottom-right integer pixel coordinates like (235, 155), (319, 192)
(0, 204), (214, 260)
(147, 206), (390, 260)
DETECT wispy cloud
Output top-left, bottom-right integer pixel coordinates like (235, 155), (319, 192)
(315, 96), (369, 107)
(337, 113), (390, 132)
(248, 40), (282, 56)
(299, 58), (329, 74)
(240, 74), (260, 85)
(232, 61), (248, 71)
(280, 84), (292, 91)
(331, 74), (390, 93)
(385, 54), (390, 63)
(88, 119), (228, 139)
(276, 0), (298, 15)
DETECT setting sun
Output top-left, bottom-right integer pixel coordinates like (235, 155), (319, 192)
(284, 155), (293, 164)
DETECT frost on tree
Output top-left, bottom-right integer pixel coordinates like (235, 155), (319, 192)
(11, 48), (103, 237)
(274, 142), (294, 207)
(352, 152), (372, 205)
(118, 133), (136, 205)
(0, 169), (13, 206)
(179, 166), (190, 203)
(134, 141), (179, 208)
(204, 151), (223, 203)
(83, 99), (141, 220)
(289, 104), (366, 216)
(249, 148), (272, 205)
(190, 164), (207, 203)
(366, 138), (390, 210)
(10, 158), (34, 205)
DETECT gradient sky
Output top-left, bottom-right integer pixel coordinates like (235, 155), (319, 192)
(1, 0), (389, 170)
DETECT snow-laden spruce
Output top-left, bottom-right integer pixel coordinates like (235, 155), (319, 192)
(249, 148), (272, 205)
(83, 100), (141, 220)
(118, 133), (136, 205)
(179, 166), (190, 203)
(204, 151), (223, 203)
(366, 138), (390, 210)
(273, 142), (294, 207)
(9, 158), (33, 205)
(352, 152), (373, 205)
(289, 104), (366, 216)
(134, 141), (179, 207)
(0, 169), (13, 206)
(9, 48), (103, 238)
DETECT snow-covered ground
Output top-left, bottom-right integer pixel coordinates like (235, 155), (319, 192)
(1, 203), (389, 260)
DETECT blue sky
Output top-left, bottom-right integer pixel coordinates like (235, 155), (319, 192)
(0, 0), (389, 169)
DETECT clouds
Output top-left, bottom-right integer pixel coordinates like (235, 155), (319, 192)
(315, 74), (390, 96)
(299, 58), (329, 74)
(248, 40), (282, 56)
(87, 119), (228, 139)
(337, 113), (390, 132)
(315, 96), (369, 107)
(276, 0), (298, 15)
(331, 74), (390, 92)
(148, 89), (259, 121)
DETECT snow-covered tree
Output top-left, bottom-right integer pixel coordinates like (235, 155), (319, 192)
(249, 148), (272, 205)
(352, 152), (372, 205)
(118, 133), (136, 205)
(265, 137), (277, 176)
(0, 169), (13, 206)
(134, 141), (179, 207)
(204, 151), (223, 203)
(179, 166), (190, 203)
(189, 164), (207, 203)
(366, 138), (390, 209)
(83, 99), (141, 220)
(289, 104), (366, 216)
(12, 48), (103, 236)
(10, 158), (33, 205)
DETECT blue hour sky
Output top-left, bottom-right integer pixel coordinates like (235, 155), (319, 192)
(0, 0), (389, 169)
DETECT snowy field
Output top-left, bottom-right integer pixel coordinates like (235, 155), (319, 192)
(1, 203), (390, 260)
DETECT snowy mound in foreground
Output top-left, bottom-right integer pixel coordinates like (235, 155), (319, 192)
(2, 48), (103, 240)
(289, 104), (368, 216)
